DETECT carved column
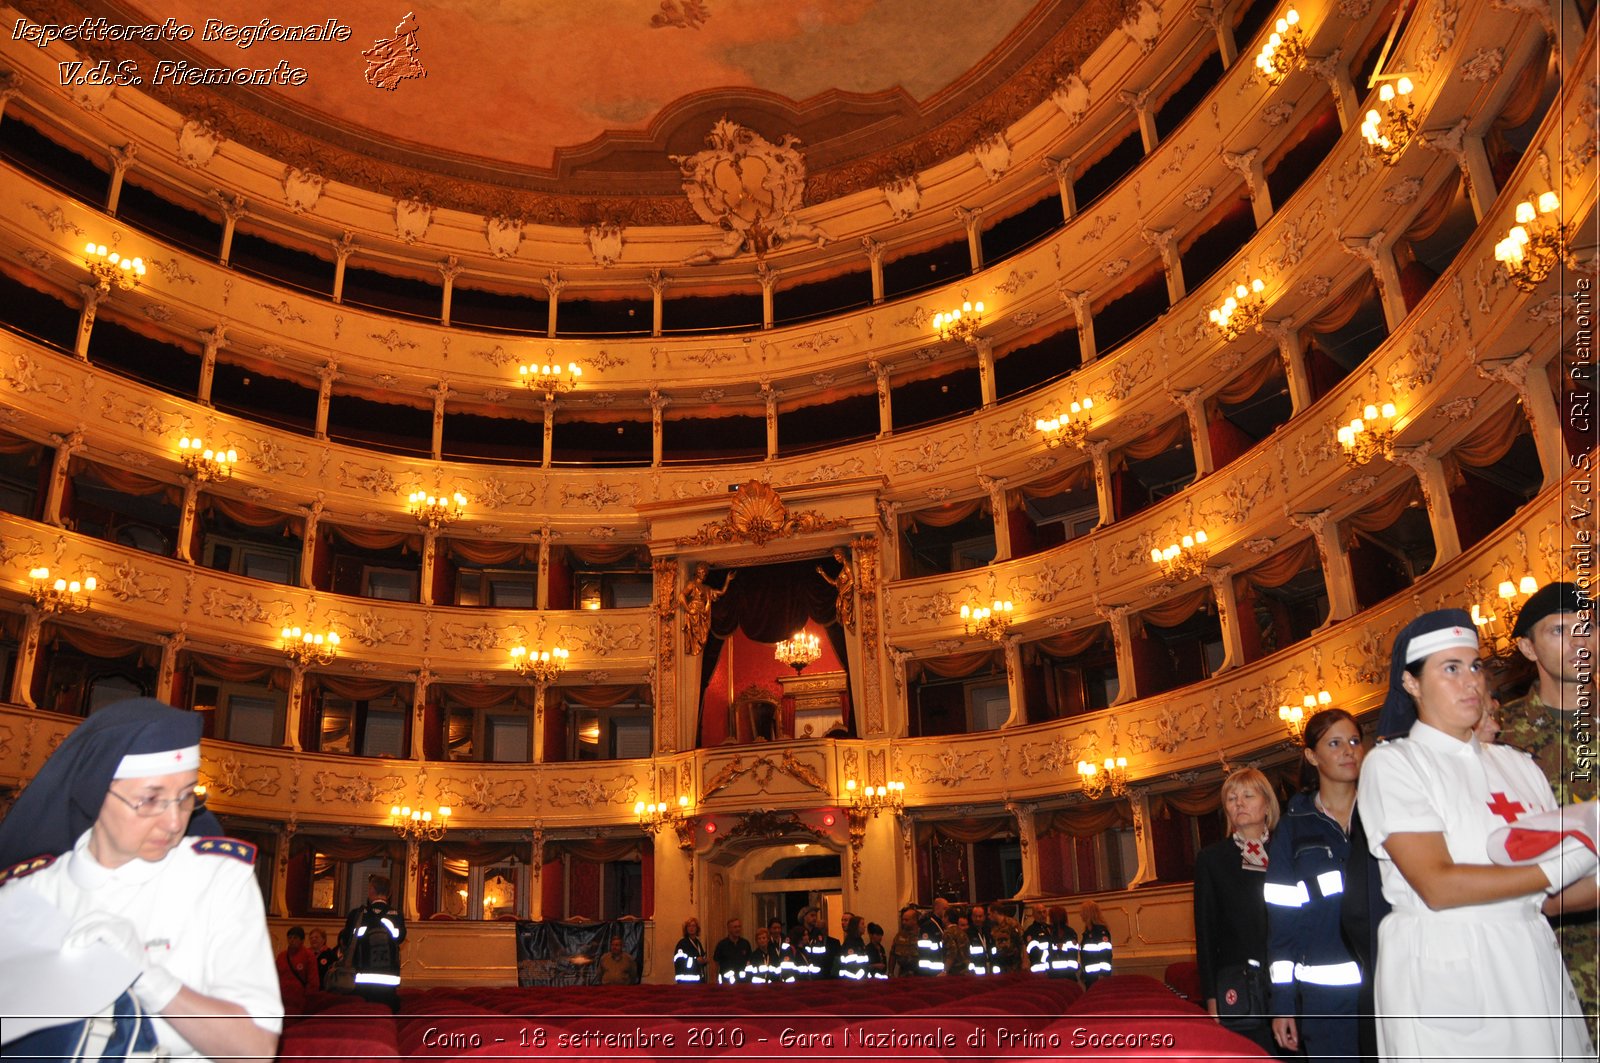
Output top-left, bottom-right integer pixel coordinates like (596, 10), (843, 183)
(158, 630), (186, 704)
(1007, 801), (1042, 898)
(648, 270), (669, 338)
(956, 207), (984, 272)
(1044, 157), (1076, 222)
(1477, 354), (1563, 487)
(1096, 601), (1137, 704)
(761, 382), (778, 460)
(419, 528), (438, 607)
(862, 238), (886, 305)
(10, 607), (42, 707)
(314, 361), (338, 439)
(1120, 88), (1159, 153)
(331, 232), (355, 304)
(216, 193), (245, 266)
(1170, 387), (1215, 478)
(1308, 53), (1359, 131)
(1206, 566), (1246, 673)
(757, 264), (778, 330)
(979, 474), (1011, 562)
(1223, 149), (1273, 228)
(1143, 227), (1184, 303)
(1000, 635), (1026, 728)
(1125, 788), (1158, 888)
(410, 670), (431, 760)
(1293, 510), (1357, 623)
(1423, 119), (1499, 222)
(106, 143), (137, 216)
(649, 389), (668, 467)
(75, 285), (105, 358)
(544, 272), (564, 339)
(298, 499), (323, 589)
(536, 524), (552, 610)
(868, 361), (893, 437)
(1259, 319), (1313, 413)
(284, 664), (307, 751)
(1393, 446), (1463, 564)
(270, 823), (296, 917)
(175, 478), (199, 563)
(531, 684), (547, 766)
(1340, 232), (1408, 332)
(975, 337), (998, 408)
(526, 825), (545, 921)
(427, 382), (448, 460)
(1192, 5), (1236, 66)
(43, 428), (84, 526)
(1085, 439), (1116, 528)
(1064, 289), (1097, 363)
(541, 399), (556, 469)
(438, 256), (462, 326)
(197, 326), (226, 406)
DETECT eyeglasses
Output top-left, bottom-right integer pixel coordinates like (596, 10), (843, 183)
(107, 786), (206, 818)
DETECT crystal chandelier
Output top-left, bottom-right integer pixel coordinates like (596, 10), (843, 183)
(1037, 398), (1094, 449)
(960, 599), (1014, 642)
(1336, 402), (1397, 467)
(281, 626), (340, 667)
(408, 490), (467, 529)
(1151, 531), (1209, 582)
(28, 567), (96, 613)
(83, 242), (145, 292)
(178, 437), (237, 483)
(774, 630), (821, 674)
(390, 801), (450, 841)
(509, 644), (569, 685)
(1360, 77), (1416, 166)
(1494, 192), (1569, 293)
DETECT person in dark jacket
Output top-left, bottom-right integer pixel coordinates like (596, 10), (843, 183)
(1265, 708), (1367, 1062)
(343, 874), (406, 1012)
(672, 916), (707, 983)
(1046, 904), (1080, 979)
(1194, 766), (1280, 1055)
(1077, 899), (1113, 986)
(864, 921), (889, 979)
(1022, 903), (1053, 974)
(838, 914), (870, 979)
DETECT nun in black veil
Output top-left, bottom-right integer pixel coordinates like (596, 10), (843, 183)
(0, 699), (281, 1060)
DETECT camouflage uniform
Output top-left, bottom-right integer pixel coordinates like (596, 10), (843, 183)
(1499, 687), (1598, 1035)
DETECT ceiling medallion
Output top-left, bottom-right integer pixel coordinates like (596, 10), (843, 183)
(675, 480), (849, 548)
(672, 119), (829, 264)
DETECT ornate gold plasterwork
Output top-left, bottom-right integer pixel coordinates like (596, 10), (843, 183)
(437, 774), (530, 814)
(672, 119), (828, 263)
(675, 480), (849, 548)
(702, 750), (828, 799)
(720, 809), (828, 846)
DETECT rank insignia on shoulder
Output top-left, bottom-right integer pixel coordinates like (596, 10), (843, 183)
(192, 837), (257, 865)
(0, 853), (56, 885)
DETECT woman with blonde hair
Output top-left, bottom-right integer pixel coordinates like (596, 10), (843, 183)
(1077, 898), (1113, 985)
(1193, 766), (1280, 1054)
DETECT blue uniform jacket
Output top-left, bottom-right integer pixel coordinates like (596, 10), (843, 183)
(1264, 792), (1364, 1015)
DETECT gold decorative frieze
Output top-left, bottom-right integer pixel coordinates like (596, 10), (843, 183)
(674, 480), (849, 548)
(702, 750), (828, 799)
(437, 774), (530, 814)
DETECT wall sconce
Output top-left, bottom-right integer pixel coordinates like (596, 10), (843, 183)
(1360, 77), (1416, 166)
(1495, 192), (1569, 292)
(1254, 8), (1305, 85)
(1151, 531), (1209, 582)
(1208, 279), (1266, 341)
(390, 800), (450, 841)
(281, 625), (339, 667)
(1335, 402), (1397, 467)
(177, 437), (237, 483)
(635, 796), (695, 847)
(961, 599), (1014, 642)
(509, 643), (568, 685)
(1279, 690), (1331, 741)
(1473, 576), (1540, 657)
(408, 489), (467, 529)
(1037, 398), (1095, 449)
(775, 630), (822, 674)
(932, 300), (984, 344)
(1077, 756), (1128, 800)
(844, 778), (905, 819)
(28, 567), (95, 613)
(83, 242), (145, 293)
(518, 361), (582, 399)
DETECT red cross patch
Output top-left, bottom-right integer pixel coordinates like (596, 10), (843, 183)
(1486, 792), (1526, 823)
